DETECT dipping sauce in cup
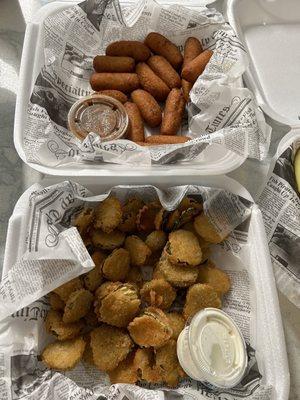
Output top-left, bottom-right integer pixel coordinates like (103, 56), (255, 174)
(177, 308), (247, 388)
(68, 94), (129, 141)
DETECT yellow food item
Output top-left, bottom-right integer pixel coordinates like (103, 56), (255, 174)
(45, 310), (84, 341)
(128, 307), (173, 347)
(42, 337), (85, 370)
(140, 279), (176, 310)
(94, 196), (122, 233)
(63, 289), (93, 323)
(183, 283), (221, 320)
(165, 230), (202, 266)
(102, 248), (130, 281)
(90, 325), (133, 371)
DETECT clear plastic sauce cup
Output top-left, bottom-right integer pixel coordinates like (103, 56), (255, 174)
(68, 93), (128, 141)
(177, 308), (248, 388)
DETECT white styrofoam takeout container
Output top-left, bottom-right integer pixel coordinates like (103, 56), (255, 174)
(14, 0), (246, 177)
(2, 175), (290, 400)
(227, 0), (300, 130)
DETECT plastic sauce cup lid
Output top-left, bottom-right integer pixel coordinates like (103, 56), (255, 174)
(177, 308), (247, 388)
(68, 93), (128, 141)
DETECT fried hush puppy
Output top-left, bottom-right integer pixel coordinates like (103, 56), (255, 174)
(102, 248), (130, 281)
(45, 310), (84, 341)
(93, 55), (135, 73)
(97, 90), (128, 104)
(90, 325), (133, 371)
(183, 283), (222, 320)
(160, 88), (186, 136)
(128, 307), (173, 347)
(155, 339), (185, 387)
(145, 32), (183, 69)
(181, 79), (193, 102)
(95, 282), (140, 327)
(125, 235), (151, 266)
(131, 89), (162, 128)
(140, 279), (176, 310)
(73, 208), (94, 236)
(48, 292), (65, 311)
(183, 37), (203, 68)
(147, 55), (181, 89)
(53, 277), (83, 303)
(193, 213), (224, 244)
(136, 62), (170, 101)
(92, 229), (125, 250)
(145, 135), (190, 145)
(124, 102), (145, 143)
(165, 229), (202, 266)
(181, 49), (213, 83)
(153, 255), (198, 287)
(108, 352), (138, 384)
(197, 263), (231, 295)
(63, 289), (94, 323)
(145, 230), (167, 252)
(166, 312), (185, 340)
(94, 196), (122, 233)
(106, 41), (151, 62)
(83, 250), (105, 292)
(90, 73), (139, 93)
(42, 337), (86, 370)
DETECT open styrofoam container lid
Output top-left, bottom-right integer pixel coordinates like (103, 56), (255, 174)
(227, 0), (300, 128)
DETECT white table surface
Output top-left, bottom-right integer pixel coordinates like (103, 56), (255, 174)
(0, 0), (299, 399)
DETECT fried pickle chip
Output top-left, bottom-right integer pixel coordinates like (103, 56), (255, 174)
(155, 339), (185, 387)
(95, 283), (140, 327)
(119, 197), (144, 233)
(94, 196), (122, 233)
(102, 248), (130, 281)
(53, 277), (83, 302)
(197, 263), (231, 295)
(136, 202), (162, 232)
(165, 230), (202, 266)
(95, 281), (122, 300)
(63, 289), (94, 323)
(83, 334), (95, 365)
(73, 208), (94, 236)
(145, 231), (167, 252)
(134, 348), (161, 383)
(108, 352), (138, 384)
(166, 312), (185, 339)
(45, 310), (84, 341)
(49, 292), (65, 311)
(125, 235), (151, 266)
(140, 279), (176, 310)
(154, 256), (198, 287)
(83, 251), (105, 292)
(178, 196), (203, 213)
(84, 309), (99, 327)
(83, 235), (94, 254)
(193, 213), (224, 244)
(90, 325), (133, 371)
(128, 307), (173, 347)
(42, 337), (85, 370)
(183, 284), (222, 320)
(92, 229), (125, 250)
(126, 266), (143, 288)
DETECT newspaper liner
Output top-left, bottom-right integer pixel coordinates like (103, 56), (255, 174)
(257, 137), (300, 308)
(23, 0), (271, 167)
(0, 181), (273, 399)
